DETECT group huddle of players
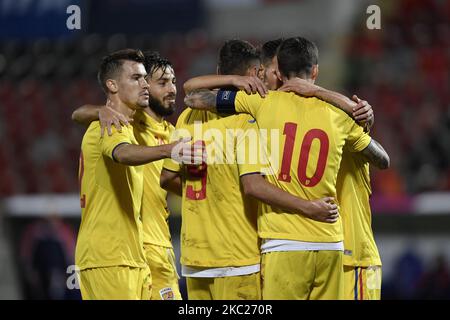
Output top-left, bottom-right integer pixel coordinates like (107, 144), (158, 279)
(72, 36), (389, 300)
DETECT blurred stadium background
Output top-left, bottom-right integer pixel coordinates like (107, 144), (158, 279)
(0, 0), (449, 299)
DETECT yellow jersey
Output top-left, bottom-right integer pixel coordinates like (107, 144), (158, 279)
(133, 110), (175, 248)
(75, 121), (146, 270)
(225, 90), (372, 243)
(337, 150), (381, 266)
(163, 109), (261, 267)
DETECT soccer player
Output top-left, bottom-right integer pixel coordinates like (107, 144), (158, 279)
(258, 38), (283, 90)
(184, 37), (389, 300)
(160, 40), (338, 300)
(278, 79), (385, 299)
(72, 52), (183, 300)
(264, 41), (385, 299)
(75, 49), (190, 300)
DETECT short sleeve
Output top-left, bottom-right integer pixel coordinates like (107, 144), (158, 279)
(234, 91), (266, 118)
(100, 125), (134, 161)
(345, 119), (372, 152)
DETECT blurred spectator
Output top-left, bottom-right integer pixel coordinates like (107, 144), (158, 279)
(383, 248), (424, 299)
(417, 255), (450, 299)
(0, 1), (446, 200)
(345, 0), (449, 196)
(19, 216), (80, 300)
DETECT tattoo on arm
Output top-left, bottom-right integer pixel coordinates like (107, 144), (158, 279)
(184, 89), (218, 111)
(361, 139), (390, 169)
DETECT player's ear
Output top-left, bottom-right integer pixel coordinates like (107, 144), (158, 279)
(248, 65), (258, 77)
(311, 65), (319, 82)
(274, 57), (283, 82)
(106, 79), (118, 93)
(275, 68), (283, 82)
(257, 65), (265, 81)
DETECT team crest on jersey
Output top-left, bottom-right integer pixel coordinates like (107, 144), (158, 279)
(248, 119), (256, 123)
(344, 249), (353, 256)
(160, 287), (175, 300)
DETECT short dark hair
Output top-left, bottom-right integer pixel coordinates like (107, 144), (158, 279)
(218, 39), (259, 75)
(260, 38), (283, 66)
(277, 37), (319, 79)
(97, 48), (145, 94)
(143, 51), (173, 80)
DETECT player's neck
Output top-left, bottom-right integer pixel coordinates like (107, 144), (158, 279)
(144, 106), (164, 123)
(109, 97), (135, 118)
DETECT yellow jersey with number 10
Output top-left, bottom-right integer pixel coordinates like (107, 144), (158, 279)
(230, 90), (372, 243)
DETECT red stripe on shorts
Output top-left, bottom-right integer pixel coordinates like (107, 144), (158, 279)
(359, 268), (364, 300)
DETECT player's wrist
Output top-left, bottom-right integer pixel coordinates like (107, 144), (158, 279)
(162, 143), (174, 158)
(298, 200), (311, 216)
(229, 75), (238, 87)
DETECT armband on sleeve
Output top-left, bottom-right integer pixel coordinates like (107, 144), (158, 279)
(216, 90), (237, 114)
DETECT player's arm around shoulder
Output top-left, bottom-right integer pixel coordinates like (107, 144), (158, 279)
(72, 102), (132, 137)
(278, 78), (374, 129)
(184, 74), (267, 96)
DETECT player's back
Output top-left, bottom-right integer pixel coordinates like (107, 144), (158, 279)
(234, 90), (371, 243)
(76, 121), (146, 270)
(173, 108), (260, 267)
(337, 150), (381, 267)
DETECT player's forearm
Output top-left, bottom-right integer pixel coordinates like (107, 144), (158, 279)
(313, 88), (375, 130)
(71, 104), (102, 125)
(184, 89), (219, 112)
(313, 87), (356, 115)
(160, 169), (182, 196)
(163, 176), (182, 196)
(184, 75), (234, 94)
(360, 139), (390, 169)
(241, 174), (310, 214)
(113, 143), (172, 166)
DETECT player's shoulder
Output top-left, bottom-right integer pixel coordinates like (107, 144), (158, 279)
(82, 121), (102, 149)
(86, 120), (100, 131)
(304, 96), (351, 119)
(177, 107), (209, 125)
(258, 90), (288, 101)
(233, 113), (257, 128)
(216, 113), (255, 130)
(166, 122), (176, 135)
(86, 120), (133, 140)
(175, 108), (192, 127)
(268, 90), (320, 105)
(83, 121), (101, 139)
(178, 107), (192, 119)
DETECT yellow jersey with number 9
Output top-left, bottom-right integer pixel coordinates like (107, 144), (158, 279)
(163, 108), (262, 268)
